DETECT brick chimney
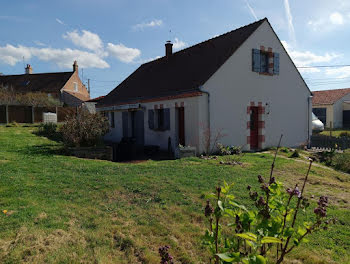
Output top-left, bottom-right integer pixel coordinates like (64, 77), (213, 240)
(25, 64), (33, 74)
(73, 60), (78, 72)
(165, 41), (173, 57)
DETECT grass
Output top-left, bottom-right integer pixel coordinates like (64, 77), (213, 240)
(0, 126), (350, 263)
(319, 129), (350, 138)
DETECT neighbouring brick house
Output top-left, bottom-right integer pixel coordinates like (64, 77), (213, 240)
(98, 18), (312, 154)
(0, 61), (90, 106)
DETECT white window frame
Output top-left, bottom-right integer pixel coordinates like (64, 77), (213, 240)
(73, 82), (78, 92)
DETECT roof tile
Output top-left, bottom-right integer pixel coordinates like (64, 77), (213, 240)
(312, 88), (350, 105)
(98, 18), (266, 107)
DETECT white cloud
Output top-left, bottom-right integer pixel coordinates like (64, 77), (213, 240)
(133, 19), (163, 30)
(283, 0), (296, 45)
(243, 0), (258, 21)
(106, 43), (141, 63)
(0, 44), (109, 69)
(30, 47), (109, 69)
(308, 11), (348, 31)
(173, 38), (186, 50)
(0, 44), (32, 66)
(34, 40), (45, 46)
(325, 66), (350, 78)
(64, 30), (104, 53)
(329, 12), (344, 25)
(56, 18), (65, 25)
(281, 41), (340, 73)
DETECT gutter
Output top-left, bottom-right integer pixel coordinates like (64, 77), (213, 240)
(199, 86), (210, 152)
(308, 95), (313, 148)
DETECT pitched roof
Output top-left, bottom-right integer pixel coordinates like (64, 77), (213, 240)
(0, 72), (73, 93)
(98, 18), (267, 107)
(312, 88), (350, 105)
(86, 96), (105, 102)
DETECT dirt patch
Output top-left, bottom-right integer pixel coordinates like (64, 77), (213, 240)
(275, 163), (350, 209)
(0, 226), (87, 263)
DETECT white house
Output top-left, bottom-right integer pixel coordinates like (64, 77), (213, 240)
(312, 88), (350, 129)
(97, 18), (312, 154)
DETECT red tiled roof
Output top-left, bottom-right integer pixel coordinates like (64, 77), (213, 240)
(312, 88), (350, 105)
(86, 96), (105, 102)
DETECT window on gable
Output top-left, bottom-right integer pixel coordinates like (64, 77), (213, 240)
(260, 52), (269, 73)
(73, 82), (78, 92)
(252, 49), (279, 75)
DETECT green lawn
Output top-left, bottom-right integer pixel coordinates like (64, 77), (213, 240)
(319, 129), (350, 138)
(0, 126), (350, 264)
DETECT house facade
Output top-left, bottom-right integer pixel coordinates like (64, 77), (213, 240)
(98, 18), (312, 154)
(312, 88), (350, 129)
(0, 61), (90, 106)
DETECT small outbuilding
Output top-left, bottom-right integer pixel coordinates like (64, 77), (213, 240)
(312, 88), (350, 129)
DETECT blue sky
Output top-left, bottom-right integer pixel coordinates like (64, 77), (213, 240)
(1, 0), (350, 98)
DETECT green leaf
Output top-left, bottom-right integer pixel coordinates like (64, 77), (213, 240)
(205, 193), (217, 199)
(218, 200), (224, 211)
(255, 255), (267, 264)
(236, 233), (257, 242)
(230, 201), (247, 211)
(297, 227), (307, 236)
(284, 227), (294, 237)
(293, 238), (300, 246)
(217, 252), (240, 262)
(261, 237), (282, 244)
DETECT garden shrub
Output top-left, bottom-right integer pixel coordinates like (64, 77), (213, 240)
(217, 143), (242, 156)
(289, 149), (300, 158)
(332, 152), (350, 173)
(339, 132), (350, 138)
(202, 141), (335, 264)
(37, 123), (57, 136)
(60, 110), (109, 147)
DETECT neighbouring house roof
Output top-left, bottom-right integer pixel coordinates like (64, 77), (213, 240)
(86, 96), (105, 102)
(312, 88), (350, 105)
(0, 72), (73, 93)
(98, 18), (267, 107)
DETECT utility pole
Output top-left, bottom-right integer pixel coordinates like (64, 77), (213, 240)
(88, 78), (90, 95)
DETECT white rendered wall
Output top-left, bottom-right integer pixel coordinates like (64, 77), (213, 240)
(333, 93), (350, 128)
(102, 95), (208, 153)
(201, 20), (311, 149)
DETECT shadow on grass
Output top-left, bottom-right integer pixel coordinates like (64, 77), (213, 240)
(21, 144), (68, 157)
(32, 131), (63, 143)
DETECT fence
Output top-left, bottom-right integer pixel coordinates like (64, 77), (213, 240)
(311, 135), (350, 150)
(0, 105), (77, 124)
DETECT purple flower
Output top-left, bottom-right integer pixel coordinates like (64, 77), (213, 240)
(293, 186), (301, 198)
(314, 196), (329, 218)
(159, 245), (174, 264)
(258, 175), (265, 183)
(249, 191), (258, 201)
(257, 196), (266, 207)
(204, 200), (214, 217)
